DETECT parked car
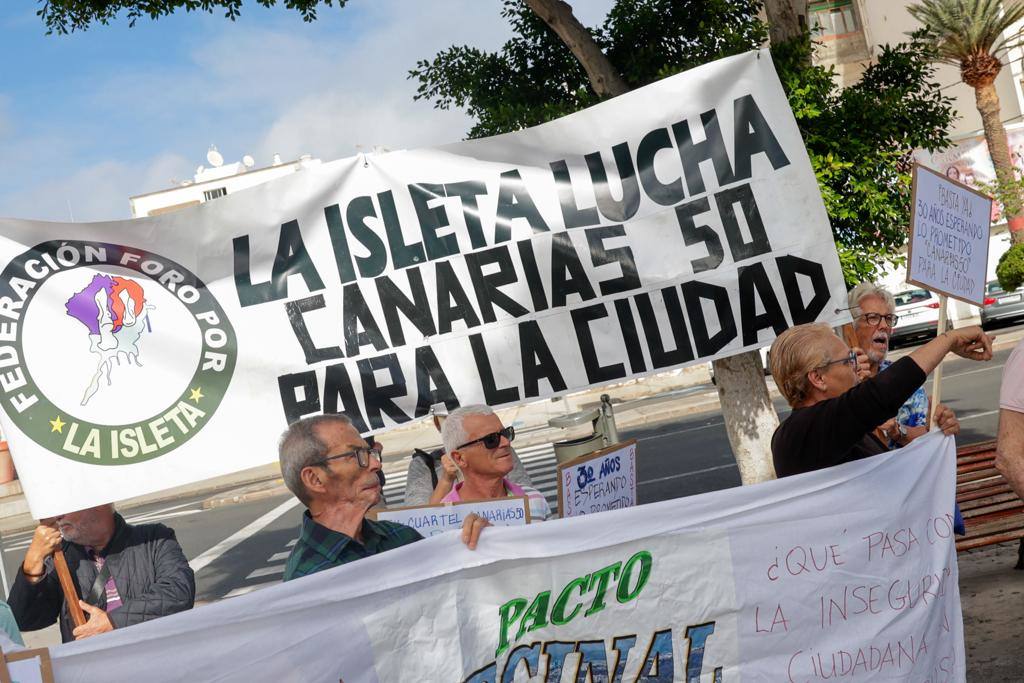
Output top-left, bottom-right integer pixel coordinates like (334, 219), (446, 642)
(981, 280), (1024, 329)
(891, 287), (940, 347)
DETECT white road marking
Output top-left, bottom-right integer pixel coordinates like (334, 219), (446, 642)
(223, 582), (277, 599)
(268, 551), (290, 562)
(189, 498), (301, 574)
(286, 538), (297, 547)
(960, 409), (1000, 421)
(123, 500), (199, 523)
(639, 463), (737, 486)
(246, 564), (285, 579)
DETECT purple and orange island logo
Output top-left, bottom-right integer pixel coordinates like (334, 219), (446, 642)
(0, 241), (237, 465)
(66, 274), (154, 406)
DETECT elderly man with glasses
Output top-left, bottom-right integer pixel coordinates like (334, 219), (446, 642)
(279, 414), (490, 581)
(440, 406), (552, 521)
(841, 282), (959, 448)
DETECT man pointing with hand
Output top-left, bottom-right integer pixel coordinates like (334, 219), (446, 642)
(9, 503), (195, 642)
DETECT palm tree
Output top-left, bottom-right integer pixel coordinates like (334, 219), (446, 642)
(909, 0), (1024, 243)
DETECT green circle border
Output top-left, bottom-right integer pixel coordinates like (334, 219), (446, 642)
(0, 241), (237, 465)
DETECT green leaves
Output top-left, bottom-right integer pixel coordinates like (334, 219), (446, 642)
(774, 33), (954, 285)
(997, 242), (1024, 291)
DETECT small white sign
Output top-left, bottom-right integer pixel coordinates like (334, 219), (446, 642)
(908, 164), (992, 306)
(374, 497), (530, 537)
(557, 440), (637, 518)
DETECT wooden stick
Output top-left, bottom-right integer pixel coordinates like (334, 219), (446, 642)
(52, 549), (86, 628)
(930, 294), (949, 428)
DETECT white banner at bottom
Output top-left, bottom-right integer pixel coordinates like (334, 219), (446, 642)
(51, 433), (964, 682)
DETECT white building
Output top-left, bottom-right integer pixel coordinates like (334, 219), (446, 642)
(129, 149), (322, 218)
(796, 0), (1024, 323)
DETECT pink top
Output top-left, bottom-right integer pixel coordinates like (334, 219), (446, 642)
(1001, 340), (1024, 413)
(442, 479), (552, 521)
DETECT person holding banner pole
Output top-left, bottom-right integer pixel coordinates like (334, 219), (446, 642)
(9, 504), (194, 643)
(995, 339), (1024, 506)
(279, 414), (491, 582)
(770, 322), (992, 478)
(440, 406), (552, 521)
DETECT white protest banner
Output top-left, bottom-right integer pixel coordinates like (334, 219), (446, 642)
(908, 164), (992, 306)
(373, 497), (530, 536)
(0, 49), (848, 517)
(47, 434), (963, 682)
(557, 439), (637, 517)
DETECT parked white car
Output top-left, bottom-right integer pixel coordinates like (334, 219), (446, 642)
(891, 287), (941, 346)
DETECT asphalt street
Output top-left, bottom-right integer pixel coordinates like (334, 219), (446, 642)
(3, 322), (1019, 611)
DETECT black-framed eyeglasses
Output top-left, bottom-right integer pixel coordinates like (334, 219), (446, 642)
(312, 443), (383, 469)
(859, 312), (899, 327)
(457, 426), (515, 451)
(816, 350), (858, 371)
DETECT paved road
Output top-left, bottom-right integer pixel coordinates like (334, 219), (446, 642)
(3, 323), (1018, 609)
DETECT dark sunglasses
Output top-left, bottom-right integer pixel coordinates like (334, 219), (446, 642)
(457, 426), (515, 451)
(312, 443), (383, 469)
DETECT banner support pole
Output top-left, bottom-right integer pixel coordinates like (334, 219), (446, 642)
(929, 294), (949, 429)
(53, 549), (86, 628)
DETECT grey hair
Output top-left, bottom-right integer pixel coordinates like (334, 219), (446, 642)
(441, 404), (496, 455)
(847, 282), (895, 317)
(278, 414), (353, 506)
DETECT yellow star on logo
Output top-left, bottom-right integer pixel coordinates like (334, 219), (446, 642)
(189, 387), (204, 403)
(49, 416), (65, 433)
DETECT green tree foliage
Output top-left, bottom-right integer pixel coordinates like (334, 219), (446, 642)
(410, 0), (767, 140)
(772, 34), (954, 284)
(37, 0), (346, 33)
(997, 242), (1024, 292)
(411, 1), (955, 284)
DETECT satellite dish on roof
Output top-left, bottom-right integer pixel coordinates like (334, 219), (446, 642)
(242, 154), (255, 168)
(206, 146), (224, 167)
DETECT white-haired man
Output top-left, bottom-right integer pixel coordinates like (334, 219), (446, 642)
(440, 406), (551, 521)
(280, 414), (490, 581)
(843, 282), (960, 446)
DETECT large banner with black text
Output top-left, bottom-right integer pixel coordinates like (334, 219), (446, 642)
(47, 434), (963, 682)
(0, 50), (847, 516)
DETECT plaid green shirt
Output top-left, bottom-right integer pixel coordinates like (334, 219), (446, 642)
(282, 510), (423, 582)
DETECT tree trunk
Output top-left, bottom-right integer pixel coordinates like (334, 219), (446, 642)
(762, 0), (804, 46)
(975, 81), (1024, 244)
(712, 353), (779, 484)
(524, 0), (630, 98)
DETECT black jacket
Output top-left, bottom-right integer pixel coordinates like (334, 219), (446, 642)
(9, 513), (195, 642)
(772, 356), (927, 478)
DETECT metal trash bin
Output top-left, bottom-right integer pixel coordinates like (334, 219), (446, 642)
(549, 394), (620, 465)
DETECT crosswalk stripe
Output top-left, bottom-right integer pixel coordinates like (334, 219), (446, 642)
(246, 564), (285, 579)
(268, 550), (290, 562)
(223, 582), (277, 599)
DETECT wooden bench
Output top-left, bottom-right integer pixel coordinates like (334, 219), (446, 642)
(955, 439), (1024, 567)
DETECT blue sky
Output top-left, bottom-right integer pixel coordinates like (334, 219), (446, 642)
(0, 1), (613, 222)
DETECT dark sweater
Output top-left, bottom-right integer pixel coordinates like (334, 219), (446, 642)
(772, 356), (927, 478)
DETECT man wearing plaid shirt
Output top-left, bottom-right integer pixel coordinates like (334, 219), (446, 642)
(280, 414), (490, 581)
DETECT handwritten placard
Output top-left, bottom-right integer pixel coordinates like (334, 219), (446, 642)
(4, 649), (54, 683)
(557, 440), (637, 518)
(908, 164), (992, 305)
(373, 497), (530, 537)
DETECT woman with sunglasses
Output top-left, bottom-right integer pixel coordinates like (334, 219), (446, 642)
(440, 406), (552, 521)
(769, 322), (993, 478)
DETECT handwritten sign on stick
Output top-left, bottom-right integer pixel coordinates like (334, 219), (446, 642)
(373, 497), (530, 537)
(907, 164), (993, 306)
(557, 440), (637, 518)
(4, 649), (54, 683)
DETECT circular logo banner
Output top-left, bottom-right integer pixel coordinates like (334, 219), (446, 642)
(0, 241), (237, 465)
